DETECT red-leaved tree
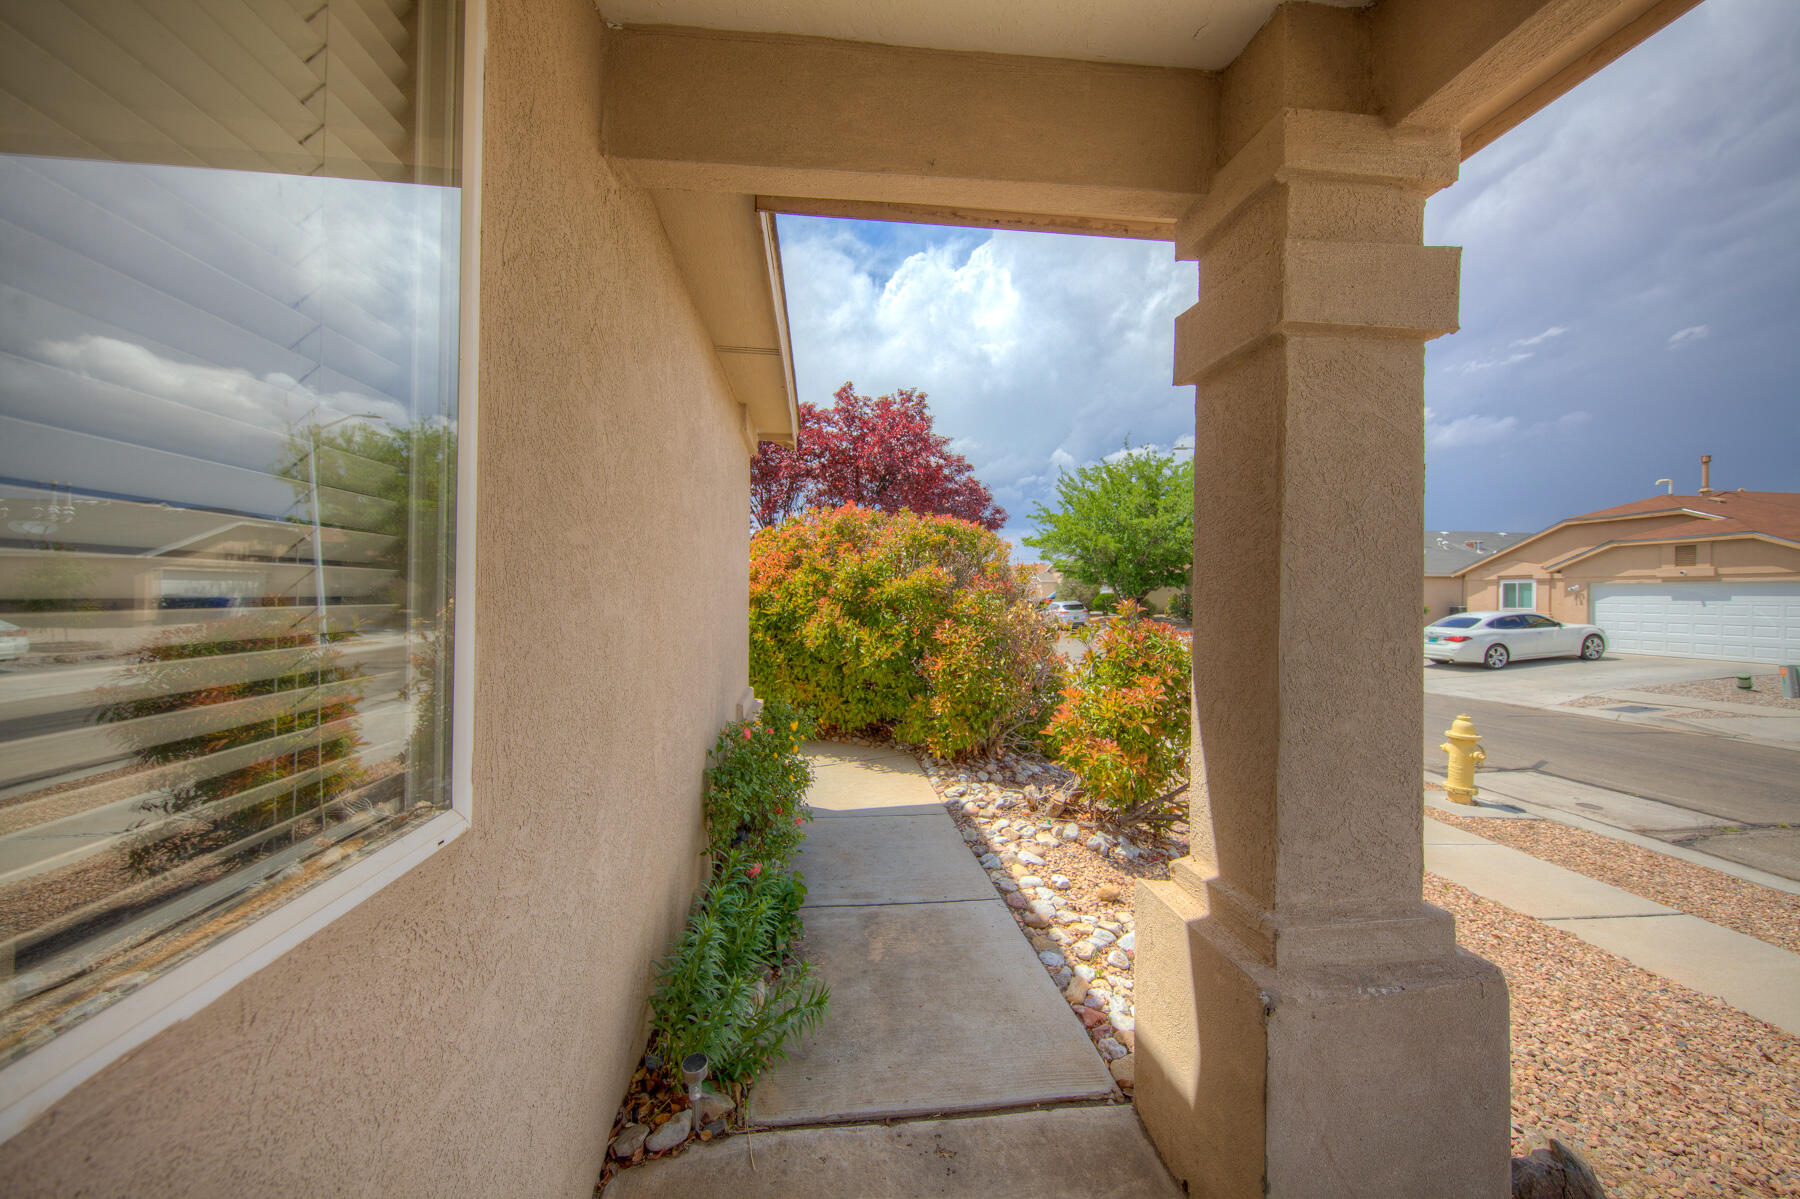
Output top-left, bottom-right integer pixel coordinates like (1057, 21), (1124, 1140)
(751, 383), (1006, 531)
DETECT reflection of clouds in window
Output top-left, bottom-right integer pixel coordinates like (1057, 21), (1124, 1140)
(0, 154), (457, 518)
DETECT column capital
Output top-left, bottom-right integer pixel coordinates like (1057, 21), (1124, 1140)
(1178, 109), (1460, 258)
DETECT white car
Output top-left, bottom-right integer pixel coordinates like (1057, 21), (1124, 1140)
(1044, 600), (1088, 627)
(0, 619), (29, 662)
(1424, 610), (1606, 670)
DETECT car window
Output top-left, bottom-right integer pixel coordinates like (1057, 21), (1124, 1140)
(1524, 615), (1560, 628)
(1488, 615), (1524, 630)
(1434, 616), (1481, 628)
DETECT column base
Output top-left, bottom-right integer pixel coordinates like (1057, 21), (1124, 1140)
(1134, 879), (1511, 1198)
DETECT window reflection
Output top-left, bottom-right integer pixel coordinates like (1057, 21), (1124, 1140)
(0, 151), (458, 1060)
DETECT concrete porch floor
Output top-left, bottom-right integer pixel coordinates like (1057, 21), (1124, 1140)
(607, 743), (1178, 1198)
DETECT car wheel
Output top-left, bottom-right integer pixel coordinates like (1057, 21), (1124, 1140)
(1483, 643), (1510, 670)
(1580, 634), (1605, 661)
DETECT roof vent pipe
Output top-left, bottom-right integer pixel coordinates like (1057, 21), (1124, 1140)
(1698, 454), (1715, 496)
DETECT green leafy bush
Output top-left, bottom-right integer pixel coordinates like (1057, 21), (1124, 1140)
(647, 701), (828, 1091)
(702, 698), (815, 867)
(903, 580), (1062, 758)
(749, 505), (1061, 757)
(1167, 590), (1192, 622)
(1046, 602), (1192, 816)
(647, 851), (828, 1088)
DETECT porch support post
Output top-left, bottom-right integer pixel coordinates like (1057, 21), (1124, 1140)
(1134, 108), (1512, 1197)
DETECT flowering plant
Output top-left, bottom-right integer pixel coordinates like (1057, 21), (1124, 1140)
(702, 698), (815, 869)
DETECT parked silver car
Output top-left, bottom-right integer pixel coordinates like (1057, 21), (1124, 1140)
(1045, 600), (1088, 627)
(1424, 610), (1606, 670)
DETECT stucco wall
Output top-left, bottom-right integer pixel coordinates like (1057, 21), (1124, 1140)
(1465, 520), (1800, 621)
(1710, 538), (1800, 578)
(1462, 514), (1704, 617)
(0, 2), (749, 1194)
(1423, 575), (1465, 623)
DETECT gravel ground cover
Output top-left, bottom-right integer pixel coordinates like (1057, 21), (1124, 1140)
(911, 745), (1190, 1092)
(1564, 694), (1715, 715)
(1428, 873), (1800, 1197)
(1631, 674), (1800, 711)
(1429, 809), (1800, 956)
(858, 738), (1800, 1196)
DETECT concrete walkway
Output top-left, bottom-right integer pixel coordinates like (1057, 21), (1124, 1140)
(1425, 816), (1800, 1035)
(609, 743), (1179, 1198)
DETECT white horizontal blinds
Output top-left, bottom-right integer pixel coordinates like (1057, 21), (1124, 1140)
(0, 0), (448, 185)
(0, 0), (459, 1051)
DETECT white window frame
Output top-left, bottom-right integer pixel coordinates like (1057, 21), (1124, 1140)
(1500, 579), (1536, 610)
(0, 0), (487, 1142)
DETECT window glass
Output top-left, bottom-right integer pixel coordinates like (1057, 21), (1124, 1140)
(1433, 616), (1481, 629)
(1524, 615), (1560, 628)
(0, 0), (462, 1063)
(1500, 580), (1535, 609)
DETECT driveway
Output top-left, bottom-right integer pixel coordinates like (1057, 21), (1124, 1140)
(1423, 652), (1771, 709)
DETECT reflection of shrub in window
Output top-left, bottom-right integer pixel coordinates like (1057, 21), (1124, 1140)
(96, 613), (377, 881)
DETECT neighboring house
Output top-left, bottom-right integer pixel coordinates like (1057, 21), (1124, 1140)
(1423, 530), (1528, 623)
(0, 3), (1703, 1196)
(1023, 562), (1062, 602)
(1458, 488), (1800, 663)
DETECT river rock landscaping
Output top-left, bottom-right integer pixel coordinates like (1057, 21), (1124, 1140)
(918, 744), (1191, 1090)
(920, 744), (1798, 1196)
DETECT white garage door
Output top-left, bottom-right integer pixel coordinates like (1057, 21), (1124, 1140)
(1591, 582), (1800, 664)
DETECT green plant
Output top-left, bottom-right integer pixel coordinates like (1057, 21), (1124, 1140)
(1169, 590), (1192, 622)
(1023, 443), (1194, 603)
(647, 852), (829, 1088)
(903, 579), (1063, 757)
(749, 505), (1061, 757)
(1046, 602), (1191, 823)
(702, 698), (816, 867)
(646, 701), (830, 1093)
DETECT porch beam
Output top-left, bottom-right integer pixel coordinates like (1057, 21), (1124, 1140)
(601, 26), (1217, 230)
(1373, 0), (1705, 157)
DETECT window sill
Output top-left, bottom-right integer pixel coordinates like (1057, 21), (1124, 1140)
(0, 807), (469, 1141)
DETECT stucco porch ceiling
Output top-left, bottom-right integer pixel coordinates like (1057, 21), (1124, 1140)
(597, 0), (1370, 71)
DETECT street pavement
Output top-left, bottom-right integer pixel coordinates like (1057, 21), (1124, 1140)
(1422, 655), (1800, 881)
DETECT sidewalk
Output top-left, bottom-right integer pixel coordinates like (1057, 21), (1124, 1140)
(608, 743), (1179, 1198)
(1426, 766), (1800, 885)
(1425, 814), (1800, 1036)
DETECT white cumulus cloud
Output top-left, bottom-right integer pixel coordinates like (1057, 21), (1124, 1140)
(1511, 325), (1569, 347)
(1428, 413), (1520, 449)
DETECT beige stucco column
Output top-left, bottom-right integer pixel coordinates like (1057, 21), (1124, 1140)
(1134, 108), (1512, 1197)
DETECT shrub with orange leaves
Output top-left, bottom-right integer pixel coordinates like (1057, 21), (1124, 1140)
(749, 505), (1061, 758)
(1045, 604), (1191, 814)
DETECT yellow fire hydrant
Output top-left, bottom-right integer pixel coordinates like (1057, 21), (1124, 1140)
(1440, 714), (1486, 805)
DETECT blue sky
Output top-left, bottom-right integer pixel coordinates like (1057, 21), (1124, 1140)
(778, 0), (1800, 556)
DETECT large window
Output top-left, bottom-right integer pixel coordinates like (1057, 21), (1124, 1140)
(0, 0), (464, 1074)
(1500, 580), (1536, 610)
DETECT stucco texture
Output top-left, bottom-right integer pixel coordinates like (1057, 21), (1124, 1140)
(0, 2), (748, 1195)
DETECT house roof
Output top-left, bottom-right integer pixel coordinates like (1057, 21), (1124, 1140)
(1424, 530), (1528, 577)
(1560, 491), (1800, 542)
(1453, 491), (1800, 576)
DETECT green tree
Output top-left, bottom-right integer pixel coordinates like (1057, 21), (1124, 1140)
(1023, 445), (1194, 603)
